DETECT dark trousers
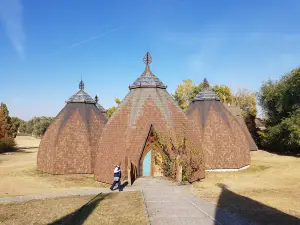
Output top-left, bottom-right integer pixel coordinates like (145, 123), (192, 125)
(110, 180), (121, 191)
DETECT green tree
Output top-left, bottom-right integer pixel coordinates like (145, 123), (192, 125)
(26, 119), (34, 134)
(18, 120), (27, 133)
(0, 103), (16, 152)
(233, 89), (258, 144)
(31, 117), (54, 137)
(18, 117), (54, 137)
(173, 79), (234, 110)
(173, 80), (197, 111)
(234, 89), (257, 117)
(106, 106), (117, 118)
(258, 67), (300, 153)
(114, 98), (121, 105)
(213, 85), (234, 104)
(0, 105), (7, 140)
(10, 117), (21, 138)
(106, 98), (121, 118)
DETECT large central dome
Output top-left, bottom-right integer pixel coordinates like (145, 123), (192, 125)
(94, 53), (205, 183)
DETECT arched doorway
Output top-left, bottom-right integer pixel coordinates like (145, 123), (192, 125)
(141, 148), (163, 177)
(139, 125), (164, 177)
(143, 150), (151, 176)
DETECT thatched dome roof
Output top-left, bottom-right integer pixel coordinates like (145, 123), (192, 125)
(94, 53), (205, 183)
(37, 81), (107, 174)
(224, 104), (258, 151)
(186, 79), (251, 170)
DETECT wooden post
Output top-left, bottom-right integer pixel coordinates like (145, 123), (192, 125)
(127, 158), (131, 185)
(176, 155), (182, 183)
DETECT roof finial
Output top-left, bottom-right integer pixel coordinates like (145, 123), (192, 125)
(203, 78), (210, 89)
(79, 78), (84, 90)
(143, 52), (152, 65)
(95, 95), (99, 103)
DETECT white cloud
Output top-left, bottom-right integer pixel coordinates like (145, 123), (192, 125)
(0, 0), (25, 59)
(68, 28), (118, 49)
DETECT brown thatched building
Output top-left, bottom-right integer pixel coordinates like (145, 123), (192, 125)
(224, 104), (258, 151)
(37, 81), (107, 174)
(94, 53), (205, 184)
(186, 79), (251, 171)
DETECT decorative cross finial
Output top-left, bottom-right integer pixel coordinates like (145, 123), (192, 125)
(203, 78), (210, 89)
(95, 95), (98, 103)
(79, 79), (84, 90)
(143, 52), (152, 65)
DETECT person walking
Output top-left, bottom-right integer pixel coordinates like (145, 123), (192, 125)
(110, 164), (122, 191)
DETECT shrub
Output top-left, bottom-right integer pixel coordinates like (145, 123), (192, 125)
(0, 139), (16, 153)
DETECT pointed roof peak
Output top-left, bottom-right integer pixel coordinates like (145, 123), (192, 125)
(66, 80), (95, 104)
(129, 52), (167, 90)
(79, 79), (84, 90)
(144, 52), (152, 65)
(203, 78), (209, 89)
(193, 78), (220, 101)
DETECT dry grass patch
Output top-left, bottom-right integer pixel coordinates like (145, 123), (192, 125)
(0, 192), (147, 225)
(0, 136), (108, 197)
(194, 150), (300, 224)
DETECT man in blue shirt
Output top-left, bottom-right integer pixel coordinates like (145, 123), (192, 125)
(110, 164), (122, 192)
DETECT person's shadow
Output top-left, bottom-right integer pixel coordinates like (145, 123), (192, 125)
(215, 184), (300, 225)
(112, 181), (129, 191)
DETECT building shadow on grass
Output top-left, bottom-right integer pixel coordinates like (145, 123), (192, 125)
(215, 184), (300, 225)
(49, 193), (108, 225)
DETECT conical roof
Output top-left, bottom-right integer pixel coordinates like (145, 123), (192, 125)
(66, 80), (95, 103)
(224, 104), (258, 151)
(94, 53), (205, 184)
(193, 79), (220, 101)
(37, 80), (107, 174)
(186, 79), (251, 170)
(129, 52), (167, 89)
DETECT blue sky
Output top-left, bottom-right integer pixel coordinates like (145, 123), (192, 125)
(0, 0), (299, 120)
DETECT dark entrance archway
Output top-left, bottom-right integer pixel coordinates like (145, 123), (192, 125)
(138, 125), (163, 177)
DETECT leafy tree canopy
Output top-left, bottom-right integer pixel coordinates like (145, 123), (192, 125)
(106, 97), (121, 118)
(0, 103), (17, 152)
(173, 80), (235, 111)
(258, 67), (300, 153)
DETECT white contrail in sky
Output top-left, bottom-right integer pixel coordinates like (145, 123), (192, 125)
(68, 28), (118, 49)
(0, 0), (25, 59)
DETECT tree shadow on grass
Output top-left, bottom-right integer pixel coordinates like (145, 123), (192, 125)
(263, 149), (300, 158)
(49, 193), (108, 225)
(215, 184), (300, 225)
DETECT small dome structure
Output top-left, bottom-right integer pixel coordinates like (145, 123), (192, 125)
(37, 80), (107, 174)
(186, 79), (251, 171)
(224, 104), (258, 151)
